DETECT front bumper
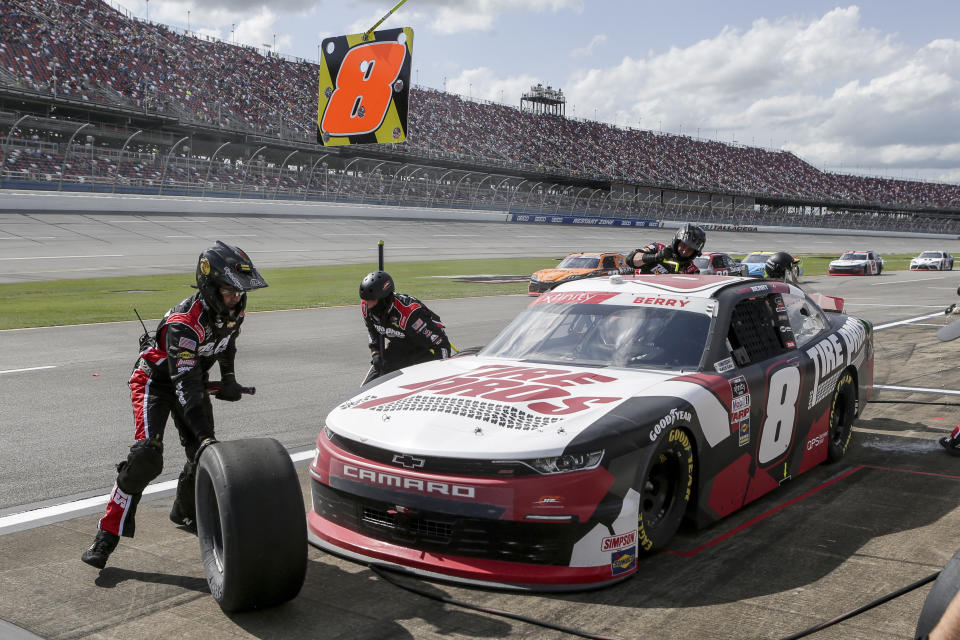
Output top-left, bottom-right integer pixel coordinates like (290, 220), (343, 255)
(828, 265), (866, 275)
(307, 430), (638, 589)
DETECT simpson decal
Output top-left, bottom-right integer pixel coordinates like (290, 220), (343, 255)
(601, 531), (637, 552)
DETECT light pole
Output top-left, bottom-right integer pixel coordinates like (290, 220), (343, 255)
(187, 10), (190, 33)
(158, 136), (188, 195)
(57, 122), (91, 191)
(202, 141), (231, 196)
(113, 129), (142, 193)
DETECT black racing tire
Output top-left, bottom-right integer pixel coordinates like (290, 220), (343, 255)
(827, 370), (856, 462)
(916, 548), (960, 639)
(196, 438), (307, 613)
(636, 427), (694, 554)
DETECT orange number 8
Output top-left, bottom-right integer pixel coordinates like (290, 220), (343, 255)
(322, 42), (406, 137)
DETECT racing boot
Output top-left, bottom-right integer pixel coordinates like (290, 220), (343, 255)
(81, 530), (119, 569)
(169, 500), (197, 534)
(940, 426), (960, 456)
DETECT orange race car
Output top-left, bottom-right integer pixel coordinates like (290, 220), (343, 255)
(528, 252), (633, 295)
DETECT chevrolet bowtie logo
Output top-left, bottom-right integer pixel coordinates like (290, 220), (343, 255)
(392, 454), (426, 469)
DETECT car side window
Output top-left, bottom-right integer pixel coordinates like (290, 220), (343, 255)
(602, 256), (615, 269)
(727, 296), (788, 366)
(781, 292), (828, 346)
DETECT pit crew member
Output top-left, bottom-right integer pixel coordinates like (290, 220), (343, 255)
(626, 223), (706, 274)
(81, 241), (267, 570)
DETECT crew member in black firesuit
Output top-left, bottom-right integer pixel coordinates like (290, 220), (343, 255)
(81, 241), (267, 569)
(626, 223), (706, 274)
(360, 270), (451, 382)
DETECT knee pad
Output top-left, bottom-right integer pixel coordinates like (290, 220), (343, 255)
(116, 436), (164, 494)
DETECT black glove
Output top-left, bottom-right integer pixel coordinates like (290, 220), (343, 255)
(370, 352), (385, 372)
(655, 246), (676, 262)
(216, 378), (243, 402)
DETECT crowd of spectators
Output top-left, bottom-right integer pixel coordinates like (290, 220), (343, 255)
(1, 0), (958, 211)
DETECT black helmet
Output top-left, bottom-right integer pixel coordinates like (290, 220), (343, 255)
(673, 223), (706, 257)
(196, 241), (268, 318)
(765, 251), (796, 279)
(360, 270), (395, 316)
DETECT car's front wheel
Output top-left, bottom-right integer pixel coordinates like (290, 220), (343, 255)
(827, 371), (856, 462)
(636, 428), (694, 553)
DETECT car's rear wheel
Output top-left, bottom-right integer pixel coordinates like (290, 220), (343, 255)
(636, 428), (694, 553)
(827, 371), (856, 462)
(196, 438), (307, 612)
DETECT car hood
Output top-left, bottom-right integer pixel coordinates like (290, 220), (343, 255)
(325, 355), (685, 459)
(531, 268), (598, 282)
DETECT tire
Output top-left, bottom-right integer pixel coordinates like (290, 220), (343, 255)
(916, 548), (960, 639)
(196, 438), (307, 613)
(636, 427), (694, 554)
(827, 371), (856, 462)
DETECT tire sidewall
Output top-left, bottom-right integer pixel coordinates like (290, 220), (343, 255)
(827, 371), (856, 462)
(636, 427), (694, 554)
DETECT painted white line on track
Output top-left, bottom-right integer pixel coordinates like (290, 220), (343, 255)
(0, 236), (57, 240)
(871, 276), (947, 286)
(0, 365), (57, 375)
(844, 303), (944, 308)
(874, 312), (944, 330)
(0, 450), (315, 535)
(165, 235), (193, 238)
(0, 254), (123, 261)
(873, 384), (960, 397)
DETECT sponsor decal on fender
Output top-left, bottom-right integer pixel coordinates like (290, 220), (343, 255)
(738, 418), (750, 446)
(806, 317), (867, 408)
(611, 547), (637, 576)
(601, 531), (637, 552)
(807, 432), (828, 450)
(649, 408), (692, 441)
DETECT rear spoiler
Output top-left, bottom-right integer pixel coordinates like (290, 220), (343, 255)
(809, 292), (844, 313)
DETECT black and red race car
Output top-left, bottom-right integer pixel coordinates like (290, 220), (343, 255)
(307, 274), (874, 590)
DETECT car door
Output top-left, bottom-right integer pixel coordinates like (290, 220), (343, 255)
(723, 291), (814, 494)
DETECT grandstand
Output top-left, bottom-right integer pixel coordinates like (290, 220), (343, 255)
(2, 0), (959, 232)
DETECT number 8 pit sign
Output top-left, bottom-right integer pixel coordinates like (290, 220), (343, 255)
(317, 27), (413, 146)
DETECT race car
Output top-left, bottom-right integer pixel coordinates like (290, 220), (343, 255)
(828, 250), (884, 276)
(528, 252), (632, 295)
(742, 251), (804, 279)
(910, 251), (953, 271)
(694, 252), (748, 276)
(307, 274), (874, 590)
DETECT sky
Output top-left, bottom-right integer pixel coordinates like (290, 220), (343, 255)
(115, 0), (960, 184)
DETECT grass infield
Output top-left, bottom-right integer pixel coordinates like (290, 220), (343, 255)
(0, 254), (918, 330)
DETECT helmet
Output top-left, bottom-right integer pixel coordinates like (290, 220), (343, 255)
(360, 271), (395, 315)
(196, 241), (268, 319)
(765, 251), (796, 280)
(672, 224), (706, 258)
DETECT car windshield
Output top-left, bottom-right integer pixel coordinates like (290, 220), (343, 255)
(840, 253), (867, 260)
(480, 302), (711, 370)
(693, 257), (710, 269)
(743, 254), (769, 264)
(557, 256), (599, 269)
(919, 252), (942, 258)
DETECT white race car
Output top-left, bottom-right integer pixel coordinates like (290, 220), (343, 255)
(307, 274), (874, 590)
(828, 250), (884, 276)
(910, 251), (953, 271)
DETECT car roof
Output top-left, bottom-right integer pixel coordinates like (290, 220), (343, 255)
(745, 251), (775, 256)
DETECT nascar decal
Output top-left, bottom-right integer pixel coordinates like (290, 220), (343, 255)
(806, 318), (867, 408)
(317, 27), (413, 146)
(730, 375), (751, 446)
(352, 364), (623, 420)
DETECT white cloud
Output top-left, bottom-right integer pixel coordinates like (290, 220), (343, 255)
(554, 6), (959, 174)
(446, 67), (540, 104)
(571, 34), (606, 58)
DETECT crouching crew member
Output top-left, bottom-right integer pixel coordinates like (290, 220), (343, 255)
(360, 270), (451, 382)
